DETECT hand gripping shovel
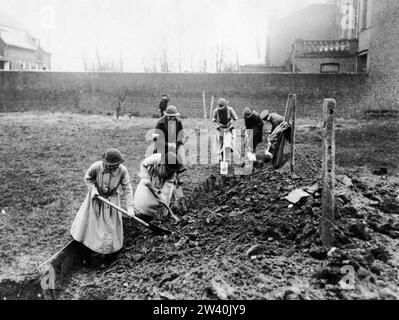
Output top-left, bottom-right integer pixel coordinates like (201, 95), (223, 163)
(142, 182), (181, 223)
(95, 195), (172, 235)
(220, 129), (228, 175)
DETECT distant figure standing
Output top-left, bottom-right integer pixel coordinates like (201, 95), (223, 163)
(212, 98), (238, 160)
(153, 105), (186, 169)
(260, 110), (285, 134)
(116, 105), (122, 119)
(243, 107), (264, 153)
(159, 95), (169, 118)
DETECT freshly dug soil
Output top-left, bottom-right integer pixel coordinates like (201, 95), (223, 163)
(60, 147), (399, 300)
(1, 113), (398, 300)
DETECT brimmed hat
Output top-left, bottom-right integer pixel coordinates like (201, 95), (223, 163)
(260, 109), (270, 120)
(218, 98), (228, 107)
(164, 105), (180, 117)
(244, 107), (254, 118)
(102, 148), (125, 166)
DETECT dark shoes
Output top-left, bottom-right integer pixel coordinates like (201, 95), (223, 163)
(177, 167), (187, 174)
(82, 253), (92, 267)
(102, 252), (119, 267)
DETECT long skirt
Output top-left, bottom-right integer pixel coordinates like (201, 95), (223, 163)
(70, 191), (123, 254)
(252, 125), (263, 152)
(133, 179), (175, 220)
(246, 125), (263, 153)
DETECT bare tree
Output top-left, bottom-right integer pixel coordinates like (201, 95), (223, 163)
(142, 59), (150, 72)
(143, 56), (158, 73)
(235, 50), (240, 72)
(151, 56), (158, 72)
(95, 47), (103, 70)
(83, 47), (123, 72)
(222, 62), (236, 73)
(215, 43), (225, 73)
(178, 51), (182, 73)
(200, 59), (208, 73)
(81, 50), (89, 71)
(116, 89), (128, 119)
(159, 39), (170, 72)
(119, 51), (124, 72)
(256, 29), (261, 59)
(190, 55), (195, 73)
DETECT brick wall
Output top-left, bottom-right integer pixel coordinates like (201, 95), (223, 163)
(295, 57), (357, 73)
(0, 71), (367, 118)
(364, 0), (399, 111)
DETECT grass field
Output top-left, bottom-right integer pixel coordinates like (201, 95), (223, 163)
(0, 112), (398, 284)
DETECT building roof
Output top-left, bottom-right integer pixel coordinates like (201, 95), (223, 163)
(0, 11), (49, 52)
(0, 28), (37, 50)
(0, 11), (29, 32)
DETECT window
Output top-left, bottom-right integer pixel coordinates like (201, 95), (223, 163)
(320, 63), (340, 73)
(358, 54), (368, 73)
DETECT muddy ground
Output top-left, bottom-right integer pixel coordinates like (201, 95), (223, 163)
(0, 113), (216, 283)
(1, 112), (399, 299)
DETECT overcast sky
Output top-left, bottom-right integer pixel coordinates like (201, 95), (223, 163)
(0, 0), (327, 71)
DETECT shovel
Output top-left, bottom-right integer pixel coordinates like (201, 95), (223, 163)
(142, 182), (181, 223)
(220, 130), (228, 175)
(244, 130), (257, 162)
(95, 195), (172, 235)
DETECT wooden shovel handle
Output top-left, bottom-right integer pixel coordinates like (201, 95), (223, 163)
(143, 184), (181, 223)
(95, 195), (172, 235)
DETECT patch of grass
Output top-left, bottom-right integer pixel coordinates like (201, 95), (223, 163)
(0, 113), (219, 277)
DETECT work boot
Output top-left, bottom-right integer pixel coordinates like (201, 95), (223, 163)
(82, 252), (92, 267)
(177, 167), (187, 174)
(77, 242), (93, 267)
(103, 252), (119, 266)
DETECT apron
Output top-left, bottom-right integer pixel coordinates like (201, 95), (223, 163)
(70, 162), (131, 254)
(133, 179), (174, 219)
(70, 191), (123, 254)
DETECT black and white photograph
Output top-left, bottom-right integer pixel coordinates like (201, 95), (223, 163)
(0, 0), (399, 306)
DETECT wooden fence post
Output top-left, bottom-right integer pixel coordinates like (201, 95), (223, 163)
(209, 96), (215, 119)
(321, 98), (336, 247)
(290, 94), (297, 175)
(273, 94), (293, 169)
(202, 91), (207, 119)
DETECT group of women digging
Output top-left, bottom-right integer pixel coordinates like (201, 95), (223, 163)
(70, 100), (283, 265)
(70, 105), (185, 265)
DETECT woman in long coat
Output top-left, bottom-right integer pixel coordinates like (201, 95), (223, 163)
(132, 151), (183, 222)
(244, 107), (264, 153)
(70, 148), (134, 259)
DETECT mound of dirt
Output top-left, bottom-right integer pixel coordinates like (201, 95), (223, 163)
(60, 150), (399, 300)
